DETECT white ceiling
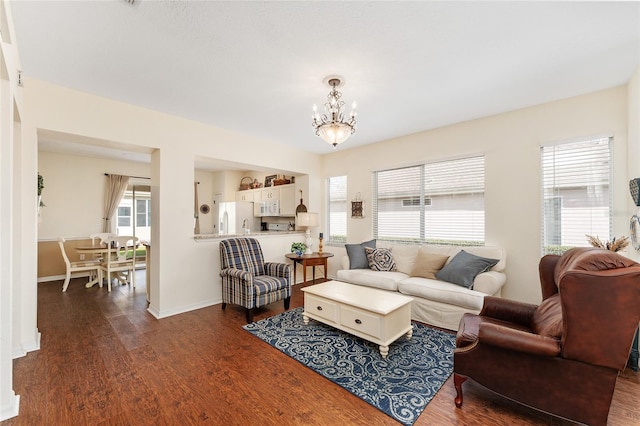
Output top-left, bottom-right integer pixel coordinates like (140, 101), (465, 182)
(10, 1), (640, 160)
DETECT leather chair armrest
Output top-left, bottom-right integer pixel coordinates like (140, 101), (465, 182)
(479, 322), (561, 357)
(264, 262), (290, 278)
(479, 296), (538, 327)
(539, 254), (560, 300)
(219, 268), (251, 281)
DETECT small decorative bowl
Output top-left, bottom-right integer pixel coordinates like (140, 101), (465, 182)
(294, 249), (303, 256)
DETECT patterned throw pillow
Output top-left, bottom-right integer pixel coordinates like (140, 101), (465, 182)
(364, 247), (397, 272)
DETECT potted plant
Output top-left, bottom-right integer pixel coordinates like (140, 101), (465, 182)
(291, 242), (306, 257)
(37, 173), (45, 209)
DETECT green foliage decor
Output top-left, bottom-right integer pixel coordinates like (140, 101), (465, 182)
(291, 242), (306, 254)
(37, 173), (45, 207)
(37, 173), (44, 196)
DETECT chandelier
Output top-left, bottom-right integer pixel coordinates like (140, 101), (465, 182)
(312, 76), (357, 148)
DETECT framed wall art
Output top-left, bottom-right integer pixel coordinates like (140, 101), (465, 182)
(351, 193), (364, 218)
(264, 174), (277, 187)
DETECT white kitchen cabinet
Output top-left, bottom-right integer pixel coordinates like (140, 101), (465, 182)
(279, 184), (296, 216)
(260, 187), (280, 201)
(235, 189), (255, 202)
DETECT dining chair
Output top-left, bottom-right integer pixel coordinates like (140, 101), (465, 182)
(101, 236), (139, 292)
(90, 232), (116, 247)
(88, 232), (116, 264)
(57, 237), (102, 292)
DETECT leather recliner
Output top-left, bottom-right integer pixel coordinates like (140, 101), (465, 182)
(453, 247), (640, 425)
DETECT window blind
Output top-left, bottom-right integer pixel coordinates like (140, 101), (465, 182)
(372, 156), (485, 245)
(541, 136), (612, 255)
(327, 175), (347, 244)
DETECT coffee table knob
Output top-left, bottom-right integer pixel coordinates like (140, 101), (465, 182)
(316, 306), (323, 311)
(355, 319), (362, 324)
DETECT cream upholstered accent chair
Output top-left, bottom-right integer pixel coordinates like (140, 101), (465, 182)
(101, 235), (140, 292)
(57, 237), (102, 292)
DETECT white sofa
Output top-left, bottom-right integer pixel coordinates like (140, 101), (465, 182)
(336, 244), (507, 331)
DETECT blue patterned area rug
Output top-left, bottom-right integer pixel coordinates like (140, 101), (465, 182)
(243, 307), (455, 425)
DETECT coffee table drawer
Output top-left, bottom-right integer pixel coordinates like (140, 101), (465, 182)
(305, 294), (338, 323)
(340, 305), (381, 339)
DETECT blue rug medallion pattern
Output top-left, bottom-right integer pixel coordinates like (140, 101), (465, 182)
(243, 307), (455, 425)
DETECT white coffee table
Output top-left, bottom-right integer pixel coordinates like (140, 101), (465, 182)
(301, 280), (413, 358)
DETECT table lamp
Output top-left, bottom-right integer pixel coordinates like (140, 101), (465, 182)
(297, 212), (319, 254)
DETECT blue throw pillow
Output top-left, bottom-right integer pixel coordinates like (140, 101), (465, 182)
(435, 250), (499, 289)
(345, 239), (376, 269)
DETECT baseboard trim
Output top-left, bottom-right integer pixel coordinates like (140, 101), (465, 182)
(0, 391), (19, 421)
(37, 273), (89, 283)
(11, 329), (41, 359)
(153, 298), (218, 319)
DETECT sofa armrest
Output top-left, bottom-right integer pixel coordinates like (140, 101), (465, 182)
(264, 262), (291, 279)
(479, 296), (538, 327)
(219, 267), (252, 282)
(479, 322), (561, 357)
(340, 255), (350, 270)
(473, 271), (506, 295)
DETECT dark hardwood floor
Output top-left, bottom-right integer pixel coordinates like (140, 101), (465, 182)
(3, 273), (639, 425)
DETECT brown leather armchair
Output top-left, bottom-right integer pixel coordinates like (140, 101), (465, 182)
(453, 247), (640, 426)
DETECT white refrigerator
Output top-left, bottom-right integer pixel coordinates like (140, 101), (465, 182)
(218, 201), (260, 235)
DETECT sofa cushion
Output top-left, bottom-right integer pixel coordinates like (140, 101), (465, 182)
(385, 244), (419, 275)
(436, 250), (499, 289)
(365, 247), (397, 272)
(398, 277), (486, 310)
(336, 269), (408, 291)
(345, 239), (376, 269)
(458, 246), (506, 272)
(411, 251), (449, 279)
(531, 293), (563, 338)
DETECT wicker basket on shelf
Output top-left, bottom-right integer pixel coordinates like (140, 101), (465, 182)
(239, 176), (253, 191)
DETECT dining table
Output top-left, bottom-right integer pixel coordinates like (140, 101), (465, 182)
(75, 244), (119, 288)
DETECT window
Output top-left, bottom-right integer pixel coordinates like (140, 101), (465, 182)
(136, 199), (151, 227)
(372, 156), (485, 245)
(116, 184), (152, 241)
(117, 206), (131, 227)
(541, 136), (612, 255)
(327, 175), (347, 244)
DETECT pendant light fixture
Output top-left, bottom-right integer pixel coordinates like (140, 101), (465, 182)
(312, 76), (357, 148)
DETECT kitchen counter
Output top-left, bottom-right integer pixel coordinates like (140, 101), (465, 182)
(194, 230), (304, 240)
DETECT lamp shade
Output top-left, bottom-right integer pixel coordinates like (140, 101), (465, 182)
(297, 212), (319, 227)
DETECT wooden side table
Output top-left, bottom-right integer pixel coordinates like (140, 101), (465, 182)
(285, 252), (334, 285)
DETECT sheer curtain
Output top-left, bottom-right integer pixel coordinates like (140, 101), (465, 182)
(103, 174), (130, 233)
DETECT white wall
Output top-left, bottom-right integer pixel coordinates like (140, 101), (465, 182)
(323, 86), (630, 304)
(627, 66), (640, 262)
(1, 0), (24, 419)
(37, 151), (151, 240)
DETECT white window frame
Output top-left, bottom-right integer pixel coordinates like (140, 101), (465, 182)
(117, 206), (131, 227)
(540, 135), (613, 255)
(372, 155), (485, 245)
(326, 175), (347, 245)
